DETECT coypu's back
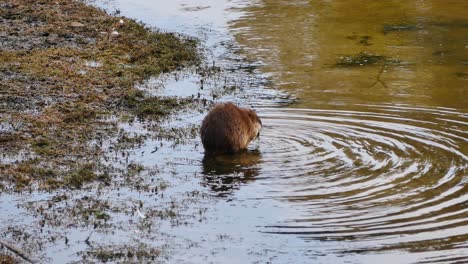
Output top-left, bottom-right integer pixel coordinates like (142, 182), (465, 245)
(200, 103), (261, 154)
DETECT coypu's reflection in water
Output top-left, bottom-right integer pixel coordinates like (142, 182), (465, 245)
(201, 150), (262, 196)
(199, 102), (263, 196)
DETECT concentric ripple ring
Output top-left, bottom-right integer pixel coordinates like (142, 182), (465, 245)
(250, 104), (467, 258)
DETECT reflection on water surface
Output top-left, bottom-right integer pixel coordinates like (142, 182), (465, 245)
(202, 150), (261, 196)
(1, 0), (465, 263)
(231, 0), (468, 109)
(226, 0), (468, 262)
(256, 105), (467, 257)
(106, 0), (467, 262)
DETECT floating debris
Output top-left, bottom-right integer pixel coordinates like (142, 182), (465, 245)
(383, 23), (421, 34)
(136, 208), (146, 219)
(180, 5), (211, 12)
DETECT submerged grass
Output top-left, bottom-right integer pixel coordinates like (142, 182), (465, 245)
(123, 90), (194, 119)
(335, 52), (386, 67)
(65, 164), (98, 189)
(80, 244), (161, 263)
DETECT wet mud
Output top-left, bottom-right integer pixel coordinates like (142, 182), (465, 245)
(0, 0), (206, 262)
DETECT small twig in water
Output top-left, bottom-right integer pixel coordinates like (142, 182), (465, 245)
(370, 64), (388, 88)
(84, 232), (93, 246)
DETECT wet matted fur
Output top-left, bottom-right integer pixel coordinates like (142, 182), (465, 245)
(200, 103), (262, 154)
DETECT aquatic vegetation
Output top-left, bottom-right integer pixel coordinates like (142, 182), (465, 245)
(80, 244), (161, 263)
(122, 90), (193, 119)
(383, 23), (420, 34)
(64, 164), (98, 189)
(335, 52), (386, 67)
(346, 35), (372, 46)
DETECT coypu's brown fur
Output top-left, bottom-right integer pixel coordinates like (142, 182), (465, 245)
(200, 103), (262, 154)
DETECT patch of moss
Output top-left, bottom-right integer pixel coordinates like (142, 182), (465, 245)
(122, 89), (146, 109)
(31, 138), (57, 156)
(42, 177), (62, 189)
(35, 168), (58, 179)
(6, 162), (62, 190)
(92, 250), (125, 263)
(65, 164), (97, 189)
(31, 138), (50, 148)
(61, 104), (97, 123)
(136, 97), (187, 119)
(0, 254), (16, 264)
(127, 163), (145, 176)
(82, 245), (160, 263)
(94, 211), (111, 221)
(0, 134), (19, 144)
(13, 173), (31, 189)
(123, 90), (192, 119)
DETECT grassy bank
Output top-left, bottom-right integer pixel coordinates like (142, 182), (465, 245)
(0, 0), (200, 191)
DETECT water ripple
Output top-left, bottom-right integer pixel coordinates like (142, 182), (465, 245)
(251, 105), (467, 254)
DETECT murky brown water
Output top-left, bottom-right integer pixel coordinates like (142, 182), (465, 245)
(232, 0), (468, 110)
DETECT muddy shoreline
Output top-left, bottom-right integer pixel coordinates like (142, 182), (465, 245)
(0, 0), (203, 191)
(0, 0), (210, 262)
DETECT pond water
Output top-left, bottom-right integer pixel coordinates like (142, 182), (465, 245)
(1, 0), (464, 263)
(97, 0), (468, 263)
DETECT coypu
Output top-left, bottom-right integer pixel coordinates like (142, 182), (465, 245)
(200, 102), (262, 154)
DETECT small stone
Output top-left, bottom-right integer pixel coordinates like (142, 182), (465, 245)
(70, 22), (84, 27)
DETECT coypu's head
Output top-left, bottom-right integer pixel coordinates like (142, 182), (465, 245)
(246, 108), (262, 140)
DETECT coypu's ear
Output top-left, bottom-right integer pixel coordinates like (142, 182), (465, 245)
(247, 109), (262, 126)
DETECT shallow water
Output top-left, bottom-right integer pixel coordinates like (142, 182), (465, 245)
(1, 0), (466, 263)
(97, 0), (468, 263)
